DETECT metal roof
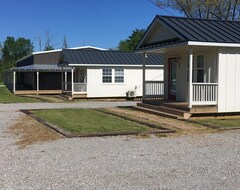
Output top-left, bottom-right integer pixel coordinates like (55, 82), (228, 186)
(12, 64), (71, 72)
(136, 15), (240, 50)
(60, 49), (164, 66)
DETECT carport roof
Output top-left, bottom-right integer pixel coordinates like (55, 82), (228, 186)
(11, 64), (71, 72)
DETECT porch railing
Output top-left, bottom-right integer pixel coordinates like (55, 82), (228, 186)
(145, 81), (164, 98)
(192, 83), (218, 105)
(73, 83), (87, 93)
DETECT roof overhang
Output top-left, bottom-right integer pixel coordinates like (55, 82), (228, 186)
(188, 41), (240, 47)
(60, 64), (164, 68)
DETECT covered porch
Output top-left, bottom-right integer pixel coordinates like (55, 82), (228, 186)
(142, 46), (218, 109)
(61, 67), (87, 97)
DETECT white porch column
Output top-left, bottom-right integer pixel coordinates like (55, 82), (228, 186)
(71, 68), (74, 96)
(61, 67), (63, 92)
(13, 71), (16, 93)
(142, 53), (147, 99)
(64, 72), (67, 90)
(36, 72), (39, 91)
(188, 49), (193, 108)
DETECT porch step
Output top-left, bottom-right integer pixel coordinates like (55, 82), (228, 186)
(133, 106), (184, 119)
(136, 103), (191, 120)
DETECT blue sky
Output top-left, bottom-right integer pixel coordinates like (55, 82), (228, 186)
(0, 0), (181, 51)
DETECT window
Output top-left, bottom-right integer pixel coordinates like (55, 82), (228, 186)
(187, 54), (204, 83)
(196, 55), (204, 82)
(115, 69), (124, 83)
(102, 68), (112, 83)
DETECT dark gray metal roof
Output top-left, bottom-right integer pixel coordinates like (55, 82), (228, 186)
(136, 15), (240, 50)
(12, 64), (70, 72)
(59, 49), (164, 66)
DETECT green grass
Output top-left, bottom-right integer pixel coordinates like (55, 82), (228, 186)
(195, 118), (240, 128)
(0, 86), (41, 103)
(32, 109), (151, 135)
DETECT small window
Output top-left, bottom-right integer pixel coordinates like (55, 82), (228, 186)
(102, 68), (112, 83)
(115, 69), (124, 83)
(196, 55), (204, 82)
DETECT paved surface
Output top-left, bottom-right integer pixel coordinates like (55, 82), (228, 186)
(0, 102), (240, 189)
(0, 101), (138, 111)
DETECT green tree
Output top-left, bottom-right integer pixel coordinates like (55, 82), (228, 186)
(44, 31), (54, 51)
(0, 36), (34, 82)
(118, 29), (145, 51)
(2, 36), (33, 65)
(149, 0), (240, 20)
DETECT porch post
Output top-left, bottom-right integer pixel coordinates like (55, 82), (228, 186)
(64, 72), (67, 90)
(61, 67), (63, 92)
(142, 52), (147, 100)
(71, 68), (74, 96)
(36, 71), (39, 91)
(188, 49), (193, 108)
(13, 71), (16, 93)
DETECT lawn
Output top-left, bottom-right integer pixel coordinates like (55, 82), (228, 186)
(0, 86), (41, 103)
(32, 109), (153, 135)
(193, 117), (240, 128)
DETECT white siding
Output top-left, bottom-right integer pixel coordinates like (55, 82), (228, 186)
(218, 48), (240, 112)
(86, 67), (163, 98)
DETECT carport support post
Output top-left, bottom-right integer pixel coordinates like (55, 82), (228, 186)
(65, 72), (67, 90)
(36, 72), (39, 92)
(13, 71), (16, 93)
(61, 67), (63, 92)
(142, 53), (147, 100)
(188, 49), (193, 108)
(71, 68), (74, 96)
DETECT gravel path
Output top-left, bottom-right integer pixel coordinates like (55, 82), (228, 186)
(0, 102), (240, 189)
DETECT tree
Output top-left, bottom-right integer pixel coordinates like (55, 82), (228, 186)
(149, 0), (240, 20)
(118, 29), (145, 51)
(44, 31), (54, 51)
(0, 36), (34, 82)
(2, 36), (34, 65)
(62, 35), (68, 49)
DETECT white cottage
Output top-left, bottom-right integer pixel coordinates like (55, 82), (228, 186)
(135, 15), (240, 118)
(58, 49), (164, 99)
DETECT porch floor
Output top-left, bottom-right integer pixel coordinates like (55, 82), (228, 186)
(14, 90), (62, 95)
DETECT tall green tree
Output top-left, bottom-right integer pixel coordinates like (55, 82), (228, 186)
(0, 37), (34, 82)
(2, 36), (34, 66)
(149, 0), (240, 20)
(118, 29), (145, 51)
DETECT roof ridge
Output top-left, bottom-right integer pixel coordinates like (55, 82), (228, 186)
(158, 15), (240, 23)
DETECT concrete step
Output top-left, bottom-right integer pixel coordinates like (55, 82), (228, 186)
(133, 106), (183, 119)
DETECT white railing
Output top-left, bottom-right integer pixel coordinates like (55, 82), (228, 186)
(192, 83), (218, 105)
(73, 83), (87, 93)
(145, 81), (164, 98)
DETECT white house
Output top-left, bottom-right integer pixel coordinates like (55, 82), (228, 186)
(58, 49), (164, 99)
(135, 15), (240, 118)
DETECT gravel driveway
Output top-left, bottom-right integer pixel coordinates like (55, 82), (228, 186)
(0, 102), (240, 189)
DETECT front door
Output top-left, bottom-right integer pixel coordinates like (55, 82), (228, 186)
(168, 58), (177, 100)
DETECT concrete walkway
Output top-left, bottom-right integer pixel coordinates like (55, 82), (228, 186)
(0, 101), (138, 111)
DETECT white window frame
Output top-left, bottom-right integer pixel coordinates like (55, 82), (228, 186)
(114, 68), (124, 83)
(102, 68), (112, 83)
(102, 68), (125, 84)
(187, 53), (206, 83)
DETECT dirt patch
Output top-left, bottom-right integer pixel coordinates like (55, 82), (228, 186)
(7, 114), (63, 149)
(103, 107), (216, 136)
